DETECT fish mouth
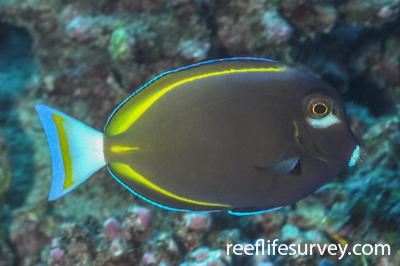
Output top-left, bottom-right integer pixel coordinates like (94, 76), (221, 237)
(348, 145), (361, 168)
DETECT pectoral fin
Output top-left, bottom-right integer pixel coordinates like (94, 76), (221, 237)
(255, 157), (301, 176)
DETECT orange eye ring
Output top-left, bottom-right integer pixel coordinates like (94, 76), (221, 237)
(308, 99), (330, 118)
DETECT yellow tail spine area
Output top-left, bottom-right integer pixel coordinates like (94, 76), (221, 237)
(110, 146), (140, 153)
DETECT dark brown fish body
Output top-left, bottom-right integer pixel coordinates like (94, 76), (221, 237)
(104, 59), (358, 213)
(36, 58), (360, 215)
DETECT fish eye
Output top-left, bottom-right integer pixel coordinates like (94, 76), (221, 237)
(308, 99), (331, 118)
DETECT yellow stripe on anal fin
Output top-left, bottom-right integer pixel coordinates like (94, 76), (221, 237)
(108, 66), (287, 136)
(111, 146), (140, 153)
(52, 114), (73, 189)
(110, 162), (231, 208)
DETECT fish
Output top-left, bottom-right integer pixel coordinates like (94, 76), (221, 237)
(35, 57), (361, 216)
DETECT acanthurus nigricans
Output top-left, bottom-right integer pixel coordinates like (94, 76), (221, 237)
(36, 58), (361, 216)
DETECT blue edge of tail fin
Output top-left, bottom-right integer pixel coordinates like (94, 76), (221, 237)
(35, 104), (105, 201)
(35, 104), (68, 200)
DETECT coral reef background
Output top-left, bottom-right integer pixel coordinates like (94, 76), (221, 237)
(0, 0), (399, 265)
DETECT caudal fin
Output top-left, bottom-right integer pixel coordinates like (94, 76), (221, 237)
(35, 104), (105, 201)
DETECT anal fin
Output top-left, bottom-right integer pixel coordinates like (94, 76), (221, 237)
(228, 206), (282, 216)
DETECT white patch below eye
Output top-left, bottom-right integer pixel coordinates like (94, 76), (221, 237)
(306, 113), (341, 129)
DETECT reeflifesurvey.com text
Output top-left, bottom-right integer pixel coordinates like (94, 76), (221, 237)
(226, 239), (391, 260)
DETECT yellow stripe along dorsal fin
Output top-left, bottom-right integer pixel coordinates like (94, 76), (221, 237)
(105, 58), (286, 136)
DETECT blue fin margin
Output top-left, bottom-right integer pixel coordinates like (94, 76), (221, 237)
(109, 165), (282, 216)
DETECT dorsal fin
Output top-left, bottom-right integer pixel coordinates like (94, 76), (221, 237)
(105, 58), (286, 136)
